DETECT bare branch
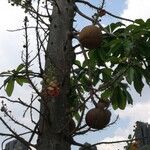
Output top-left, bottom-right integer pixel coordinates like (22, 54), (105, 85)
(0, 96), (41, 115)
(105, 10), (134, 23)
(24, 16), (42, 96)
(1, 131), (33, 150)
(0, 117), (33, 150)
(75, 0), (134, 23)
(97, 67), (129, 92)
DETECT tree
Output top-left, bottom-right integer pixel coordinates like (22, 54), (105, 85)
(0, 0), (150, 150)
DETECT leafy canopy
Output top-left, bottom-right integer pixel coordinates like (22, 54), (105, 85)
(71, 19), (150, 112)
(1, 16), (150, 112)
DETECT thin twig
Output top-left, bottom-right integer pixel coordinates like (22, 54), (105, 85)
(24, 16), (41, 96)
(75, 0), (134, 23)
(0, 117), (33, 149)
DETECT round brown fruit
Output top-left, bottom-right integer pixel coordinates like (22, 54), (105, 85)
(79, 25), (102, 49)
(97, 100), (110, 109)
(85, 108), (111, 130)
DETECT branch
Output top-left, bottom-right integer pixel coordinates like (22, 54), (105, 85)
(101, 0), (105, 9)
(0, 117), (33, 150)
(97, 67), (129, 91)
(74, 6), (115, 37)
(72, 135), (150, 149)
(91, 137), (149, 147)
(7, 26), (39, 32)
(75, 0), (134, 23)
(2, 108), (36, 134)
(0, 96), (41, 116)
(35, 2), (44, 75)
(1, 131), (32, 150)
(24, 16), (42, 96)
(73, 126), (90, 136)
(107, 115), (119, 128)
(74, 4), (93, 22)
(75, 0), (98, 10)
(0, 133), (12, 137)
(28, 122), (39, 143)
(105, 10), (134, 23)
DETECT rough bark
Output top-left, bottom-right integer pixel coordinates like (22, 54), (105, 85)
(37, 0), (75, 150)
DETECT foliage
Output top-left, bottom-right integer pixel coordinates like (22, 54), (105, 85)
(8, 0), (32, 9)
(1, 19), (150, 120)
(1, 64), (29, 96)
(71, 19), (150, 111)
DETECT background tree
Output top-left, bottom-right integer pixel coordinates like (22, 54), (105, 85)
(0, 0), (150, 150)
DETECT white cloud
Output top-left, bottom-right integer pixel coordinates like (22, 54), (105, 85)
(121, 0), (150, 21)
(0, 1), (25, 70)
(97, 101), (150, 150)
(97, 136), (126, 150)
(0, 1), (25, 30)
(99, 1), (150, 145)
(115, 101), (150, 123)
(0, 2), (39, 148)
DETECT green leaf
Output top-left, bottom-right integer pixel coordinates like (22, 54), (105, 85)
(74, 112), (80, 122)
(80, 76), (91, 92)
(123, 40), (133, 55)
(92, 69), (101, 86)
(113, 28), (125, 35)
(101, 68), (112, 82)
(134, 19), (145, 25)
(5, 78), (15, 96)
(88, 48), (105, 67)
(74, 60), (81, 67)
(108, 56), (120, 65)
(101, 89), (112, 99)
(109, 22), (125, 33)
(133, 69), (144, 95)
(146, 18), (150, 24)
(142, 68), (150, 85)
(16, 76), (29, 86)
(82, 59), (90, 68)
(126, 67), (134, 84)
(113, 64), (126, 76)
(108, 39), (122, 56)
(111, 86), (127, 110)
(119, 90), (127, 110)
(146, 18), (150, 28)
(124, 90), (133, 105)
(76, 69), (86, 80)
(4, 76), (12, 86)
(111, 88), (119, 110)
(16, 63), (25, 72)
(98, 47), (108, 61)
(126, 24), (137, 32)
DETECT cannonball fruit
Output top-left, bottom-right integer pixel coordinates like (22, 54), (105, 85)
(79, 25), (102, 49)
(85, 108), (111, 130)
(97, 101), (110, 109)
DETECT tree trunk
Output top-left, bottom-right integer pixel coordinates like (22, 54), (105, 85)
(37, 0), (75, 150)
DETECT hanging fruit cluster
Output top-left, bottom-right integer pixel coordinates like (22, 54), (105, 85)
(79, 25), (102, 49)
(85, 102), (111, 130)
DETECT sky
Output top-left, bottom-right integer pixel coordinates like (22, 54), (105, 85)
(0, 0), (150, 150)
